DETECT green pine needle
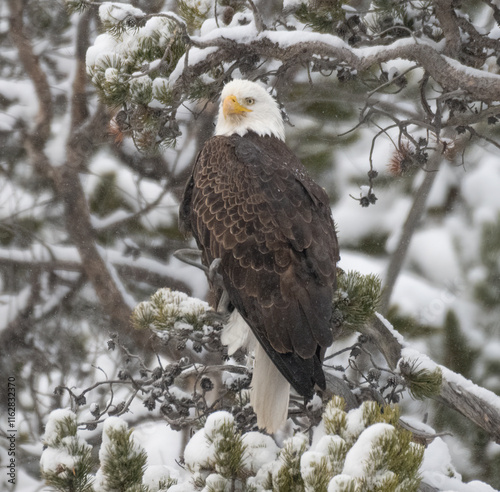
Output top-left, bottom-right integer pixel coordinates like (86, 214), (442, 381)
(334, 270), (382, 330)
(399, 359), (443, 400)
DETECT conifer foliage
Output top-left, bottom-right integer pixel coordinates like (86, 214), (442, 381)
(39, 398), (424, 491)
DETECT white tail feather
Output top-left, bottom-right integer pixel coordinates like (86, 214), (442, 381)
(250, 342), (290, 433)
(222, 311), (290, 433)
(221, 310), (256, 355)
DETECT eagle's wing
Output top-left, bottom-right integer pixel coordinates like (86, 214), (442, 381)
(180, 132), (339, 398)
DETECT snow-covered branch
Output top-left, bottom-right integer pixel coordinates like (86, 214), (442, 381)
(187, 34), (500, 100)
(370, 314), (500, 444)
(84, 0), (500, 157)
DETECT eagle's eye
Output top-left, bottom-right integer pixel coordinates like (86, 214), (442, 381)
(245, 97), (255, 106)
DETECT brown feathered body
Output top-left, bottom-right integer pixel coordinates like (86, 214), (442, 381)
(180, 131), (339, 400)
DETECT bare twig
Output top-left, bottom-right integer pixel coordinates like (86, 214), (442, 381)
(378, 148), (443, 315)
(247, 0), (265, 32)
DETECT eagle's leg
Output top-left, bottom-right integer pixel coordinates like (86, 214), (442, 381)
(208, 258), (231, 321)
(173, 248), (208, 273)
(174, 249), (230, 321)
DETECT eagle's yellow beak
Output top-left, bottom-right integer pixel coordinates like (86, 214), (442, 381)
(222, 95), (252, 118)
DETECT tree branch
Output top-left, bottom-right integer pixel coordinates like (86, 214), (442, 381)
(71, 8), (94, 130)
(370, 314), (500, 443)
(184, 35), (500, 102)
(378, 149), (443, 315)
(7, 0), (53, 144)
(434, 0), (461, 57)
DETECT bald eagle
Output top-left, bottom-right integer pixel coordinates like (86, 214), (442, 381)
(179, 79), (339, 432)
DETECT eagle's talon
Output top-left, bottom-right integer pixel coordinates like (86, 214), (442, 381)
(216, 289), (230, 315)
(208, 258), (223, 286)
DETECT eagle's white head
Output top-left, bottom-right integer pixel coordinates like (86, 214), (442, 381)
(214, 79), (285, 141)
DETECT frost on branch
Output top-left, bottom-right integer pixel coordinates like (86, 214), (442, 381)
(39, 402), (495, 491)
(132, 288), (210, 333)
(86, 2), (186, 150)
(40, 410), (178, 492)
(131, 287), (221, 354)
(183, 411), (278, 489)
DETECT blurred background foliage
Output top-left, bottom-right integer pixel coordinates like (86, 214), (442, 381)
(1, 0), (500, 489)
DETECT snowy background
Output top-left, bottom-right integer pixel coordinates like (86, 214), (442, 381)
(1, 0), (500, 490)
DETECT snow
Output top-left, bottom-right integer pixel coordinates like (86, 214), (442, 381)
(0, 285), (31, 333)
(39, 447), (77, 475)
(421, 438), (497, 492)
(86, 33), (120, 68)
(184, 411), (236, 471)
(0, 241), (206, 302)
(40, 409), (93, 481)
(0, 177), (52, 221)
(440, 364), (500, 413)
(142, 465), (178, 491)
(149, 288), (210, 321)
(338, 251), (460, 328)
(342, 423), (394, 478)
(169, 46), (218, 84)
(134, 423), (182, 469)
(399, 342), (500, 413)
(406, 227), (462, 285)
(444, 55), (500, 81)
(242, 432), (279, 473)
(343, 406), (366, 441)
(41, 409), (77, 447)
(328, 474), (356, 491)
(204, 410), (234, 435)
(334, 190), (412, 247)
(84, 150), (179, 229)
(183, 426), (210, 471)
(99, 2), (145, 24)
(461, 153), (500, 224)
(283, 0), (303, 8)
(0, 80), (39, 127)
(5, 3), (500, 491)
(264, 29), (350, 51)
(301, 450), (329, 486)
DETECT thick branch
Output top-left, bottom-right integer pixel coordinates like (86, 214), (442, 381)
(7, 0), (53, 143)
(8, 2), (138, 339)
(184, 35), (500, 102)
(370, 314), (500, 443)
(58, 163), (134, 331)
(71, 8), (93, 130)
(0, 254), (190, 293)
(434, 0), (461, 57)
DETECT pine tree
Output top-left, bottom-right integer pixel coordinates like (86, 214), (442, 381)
(40, 410), (95, 492)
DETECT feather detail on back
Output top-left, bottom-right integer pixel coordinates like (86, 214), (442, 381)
(181, 131), (339, 398)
